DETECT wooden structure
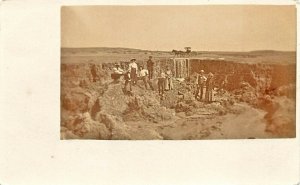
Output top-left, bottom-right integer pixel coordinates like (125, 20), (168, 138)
(172, 58), (190, 78)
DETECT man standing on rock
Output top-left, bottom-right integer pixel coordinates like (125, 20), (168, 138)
(139, 66), (154, 90)
(146, 56), (154, 80)
(195, 70), (207, 101)
(158, 69), (166, 96)
(129, 58), (138, 85)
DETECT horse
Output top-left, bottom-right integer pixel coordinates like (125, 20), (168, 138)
(172, 50), (185, 57)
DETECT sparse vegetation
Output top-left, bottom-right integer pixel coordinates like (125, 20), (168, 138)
(61, 47), (296, 140)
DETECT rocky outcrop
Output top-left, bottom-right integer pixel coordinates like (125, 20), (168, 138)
(61, 59), (296, 139)
(61, 63), (176, 139)
(61, 112), (110, 139)
(189, 59), (295, 94)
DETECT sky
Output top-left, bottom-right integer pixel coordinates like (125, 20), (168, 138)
(61, 5), (296, 51)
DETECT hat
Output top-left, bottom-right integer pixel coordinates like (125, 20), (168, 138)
(200, 70), (204, 73)
(114, 63), (119, 66)
(130, 58), (136, 61)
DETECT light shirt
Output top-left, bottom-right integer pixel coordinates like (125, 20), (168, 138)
(129, 62), (138, 70)
(166, 70), (172, 78)
(159, 72), (166, 78)
(113, 67), (124, 74)
(128, 62), (138, 74)
(140, 69), (149, 77)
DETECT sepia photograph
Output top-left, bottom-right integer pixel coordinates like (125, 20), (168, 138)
(60, 5), (296, 140)
(1, 1), (299, 185)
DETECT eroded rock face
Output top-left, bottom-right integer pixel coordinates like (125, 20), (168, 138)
(190, 60), (295, 94)
(61, 60), (296, 139)
(62, 90), (98, 113)
(61, 112), (110, 139)
(61, 63), (177, 139)
(232, 81), (257, 105)
(61, 63), (112, 139)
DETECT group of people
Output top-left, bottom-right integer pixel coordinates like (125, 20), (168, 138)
(111, 56), (173, 96)
(157, 66), (174, 96)
(111, 56), (214, 102)
(194, 69), (214, 102)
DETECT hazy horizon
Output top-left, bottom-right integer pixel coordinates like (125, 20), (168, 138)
(61, 6), (296, 52)
(61, 46), (296, 53)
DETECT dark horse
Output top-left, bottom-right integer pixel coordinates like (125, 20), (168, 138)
(172, 49), (185, 57)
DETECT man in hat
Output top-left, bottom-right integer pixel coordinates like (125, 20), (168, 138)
(113, 63), (124, 74)
(195, 69), (207, 101)
(111, 63), (124, 81)
(128, 58), (138, 85)
(146, 56), (155, 80)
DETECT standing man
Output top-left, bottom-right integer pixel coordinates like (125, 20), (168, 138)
(195, 70), (207, 101)
(146, 56), (154, 80)
(205, 72), (214, 103)
(165, 66), (173, 91)
(128, 58), (138, 85)
(139, 66), (154, 90)
(123, 69), (132, 94)
(157, 70), (166, 96)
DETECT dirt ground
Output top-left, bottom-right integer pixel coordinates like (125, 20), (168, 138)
(60, 48), (296, 140)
